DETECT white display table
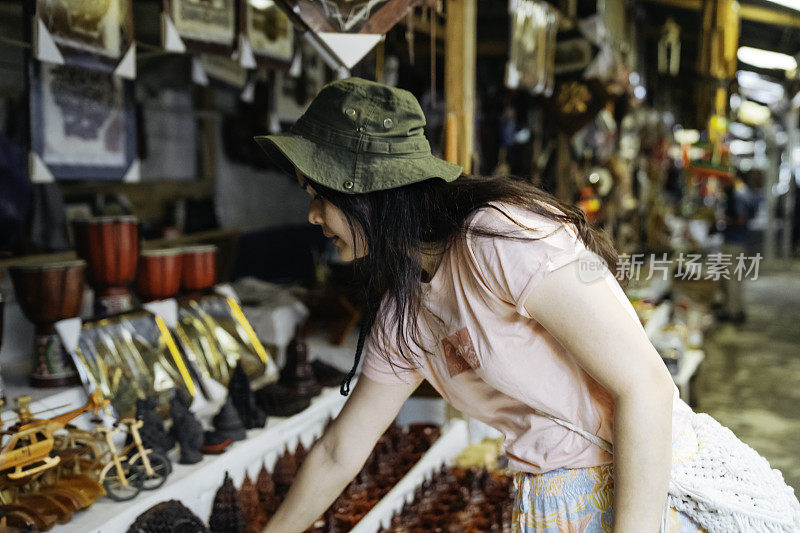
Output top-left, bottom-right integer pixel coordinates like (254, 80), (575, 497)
(50, 386), (348, 533)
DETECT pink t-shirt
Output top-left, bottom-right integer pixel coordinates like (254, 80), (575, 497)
(360, 201), (692, 473)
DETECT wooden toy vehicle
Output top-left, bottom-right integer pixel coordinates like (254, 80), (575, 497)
(92, 418), (170, 501)
(0, 391), (108, 483)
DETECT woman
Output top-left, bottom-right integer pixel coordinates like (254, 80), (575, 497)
(254, 78), (701, 532)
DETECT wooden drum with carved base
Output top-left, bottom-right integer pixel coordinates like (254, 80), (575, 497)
(9, 260), (86, 387)
(73, 216), (138, 316)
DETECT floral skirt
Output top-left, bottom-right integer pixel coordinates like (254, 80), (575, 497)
(511, 424), (706, 532)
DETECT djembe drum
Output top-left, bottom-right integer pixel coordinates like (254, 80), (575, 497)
(9, 260), (86, 387)
(73, 216), (139, 316)
(180, 245), (217, 299)
(136, 248), (183, 302)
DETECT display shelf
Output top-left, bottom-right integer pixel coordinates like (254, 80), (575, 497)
(352, 419), (470, 533)
(50, 385), (349, 533)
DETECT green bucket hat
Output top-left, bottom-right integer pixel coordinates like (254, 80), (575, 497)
(254, 77), (462, 194)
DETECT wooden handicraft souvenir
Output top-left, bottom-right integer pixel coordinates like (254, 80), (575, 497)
(239, 473), (268, 533)
(9, 259), (85, 387)
(228, 362), (266, 430)
(256, 464), (279, 515)
(209, 472), (246, 533)
(168, 389), (203, 464)
(0, 391), (108, 484)
(136, 248), (183, 302)
(126, 499), (209, 533)
(207, 396), (246, 444)
(91, 417), (171, 501)
(180, 245), (217, 298)
(280, 326), (321, 399)
(134, 397), (174, 457)
(72, 215), (139, 316)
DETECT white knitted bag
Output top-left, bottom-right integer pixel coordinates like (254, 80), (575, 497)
(665, 412), (800, 532)
(530, 407), (800, 532)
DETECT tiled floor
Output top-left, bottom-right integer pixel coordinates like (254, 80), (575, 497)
(694, 259), (800, 492)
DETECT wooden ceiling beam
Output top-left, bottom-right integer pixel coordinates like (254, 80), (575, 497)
(641, 0), (800, 30)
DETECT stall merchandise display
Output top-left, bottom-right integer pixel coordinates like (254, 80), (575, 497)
(379, 466), (513, 532)
(8, 259), (86, 387)
(175, 295), (277, 388)
(73, 216), (139, 316)
(229, 422), (441, 532)
(126, 499), (209, 533)
(0, 392), (108, 530)
(70, 311), (196, 418)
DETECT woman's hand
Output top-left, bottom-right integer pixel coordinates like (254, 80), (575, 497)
(524, 260), (674, 533)
(262, 375), (419, 533)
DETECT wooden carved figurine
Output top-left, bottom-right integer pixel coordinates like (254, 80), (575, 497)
(228, 362), (266, 429)
(209, 472), (246, 533)
(0, 391), (108, 482)
(169, 389), (203, 464)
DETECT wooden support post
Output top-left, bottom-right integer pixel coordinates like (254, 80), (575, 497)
(444, 0), (476, 174)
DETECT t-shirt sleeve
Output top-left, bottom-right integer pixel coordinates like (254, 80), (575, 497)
(360, 323), (425, 386)
(465, 206), (593, 319)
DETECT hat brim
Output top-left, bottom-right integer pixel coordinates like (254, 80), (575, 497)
(254, 133), (462, 194)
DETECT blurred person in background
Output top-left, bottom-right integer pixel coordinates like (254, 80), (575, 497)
(717, 173), (757, 323)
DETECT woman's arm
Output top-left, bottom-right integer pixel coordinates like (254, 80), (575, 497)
(523, 261), (674, 533)
(262, 375), (419, 533)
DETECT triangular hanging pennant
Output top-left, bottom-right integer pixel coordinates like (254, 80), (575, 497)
(316, 33), (382, 69)
(35, 17), (65, 65)
(123, 159), (140, 183)
(240, 79), (255, 103)
(54, 317), (83, 356)
(114, 44), (137, 79)
(143, 299), (179, 328)
(161, 13), (187, 53)
(29, 152), (54, 183)
(192, 56), (209, 86)
(235, 35), (257, 69)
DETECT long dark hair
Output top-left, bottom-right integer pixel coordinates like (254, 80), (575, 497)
(310, 173), (621, 395)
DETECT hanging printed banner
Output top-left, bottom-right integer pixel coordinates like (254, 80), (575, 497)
(237, 0), (295, 69)
(29, 61), (138, 182)
(162, 0), (237, 55)
(35, 0), (136, 78)
(275, 0), (421, 69)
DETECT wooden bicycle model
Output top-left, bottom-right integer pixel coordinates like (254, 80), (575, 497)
(91, 417), (170, 501)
